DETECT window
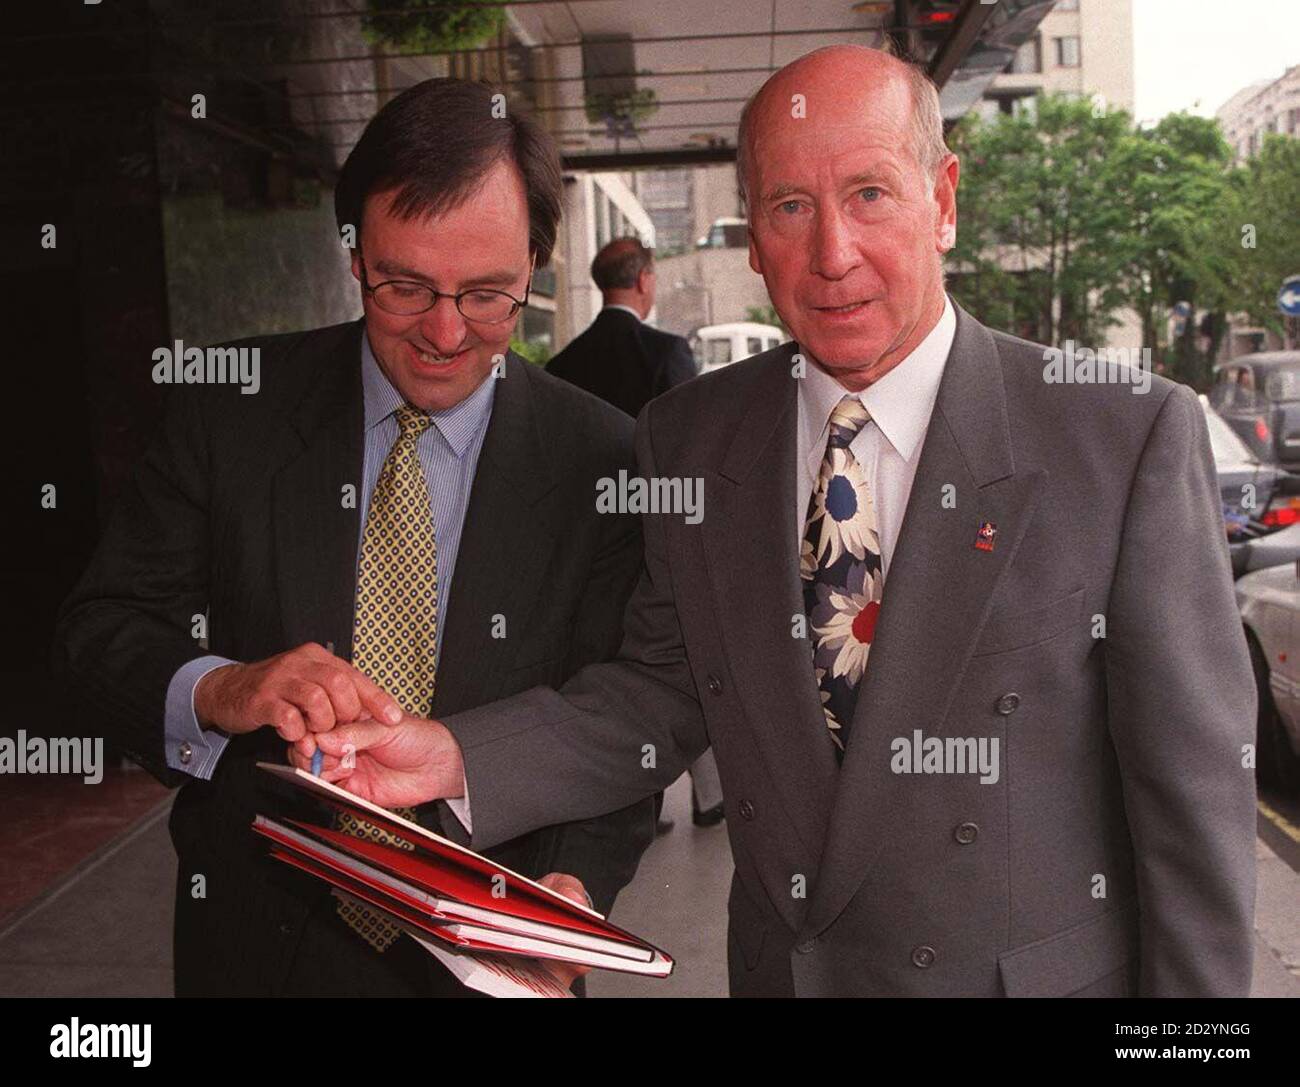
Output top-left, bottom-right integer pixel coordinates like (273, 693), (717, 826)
(746, 337), (763, 356)
(1008, 35), (1042, 75)
(705, 339), (733, 367)
(1055, 0), (1079, 11)
(1055, 36), (1081, 67)
(1209, 367), (1236, 410)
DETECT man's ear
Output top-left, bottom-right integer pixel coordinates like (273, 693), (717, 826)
(748, 224), (763, 276)
(349, 246), (363, 283)
(933, 153), (961, 252)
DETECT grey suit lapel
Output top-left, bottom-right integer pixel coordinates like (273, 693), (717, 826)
(801, 304), (1047, 940)
(432, 354), (559, 717)
(272, 321), (365, 660)
(703, 347), (840, 925)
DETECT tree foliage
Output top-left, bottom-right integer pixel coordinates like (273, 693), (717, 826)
(947, 93), (1299, 389)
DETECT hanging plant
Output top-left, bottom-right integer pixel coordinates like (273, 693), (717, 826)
(361, 0), (505, 53)
(583, 87), (659, 137)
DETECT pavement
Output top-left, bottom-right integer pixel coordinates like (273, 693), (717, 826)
(0, 774), (1295, 999)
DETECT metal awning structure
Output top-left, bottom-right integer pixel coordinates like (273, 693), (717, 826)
(505, 0), (1059, 169)
(1, 0), (1058, 184)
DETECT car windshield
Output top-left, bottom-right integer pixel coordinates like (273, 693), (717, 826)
(1202, 402), (1257, 466)
(1265, 364), (1300, 403)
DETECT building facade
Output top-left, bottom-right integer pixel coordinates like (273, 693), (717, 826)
(979, 0), (1134, 120)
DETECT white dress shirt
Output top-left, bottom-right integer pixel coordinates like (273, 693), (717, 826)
(796, 295), (956, 578)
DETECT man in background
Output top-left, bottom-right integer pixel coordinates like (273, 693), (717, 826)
(547, 237), (697, 419)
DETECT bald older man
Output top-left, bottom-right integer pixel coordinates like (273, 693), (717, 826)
(295, 46), (1257, 998)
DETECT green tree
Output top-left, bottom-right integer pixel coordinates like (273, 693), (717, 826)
(948, 95), (1130, 346)
(1228, 134), (1300, 334)
(1103, 114), (1234, 386)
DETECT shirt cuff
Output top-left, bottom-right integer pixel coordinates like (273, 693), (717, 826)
(164, 655), (236, 780)
(443, 771), (472, 833)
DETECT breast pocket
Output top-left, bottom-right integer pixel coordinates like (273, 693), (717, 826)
(972, 588), (1085, 658)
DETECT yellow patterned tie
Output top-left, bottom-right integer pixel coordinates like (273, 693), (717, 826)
(336, 404), (439, 952)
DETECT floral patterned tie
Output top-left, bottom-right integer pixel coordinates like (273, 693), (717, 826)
(335, 404), (438, 951)
(800, 396), (882, 760)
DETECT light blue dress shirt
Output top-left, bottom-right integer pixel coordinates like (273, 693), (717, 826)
(163, 332), (497, 779)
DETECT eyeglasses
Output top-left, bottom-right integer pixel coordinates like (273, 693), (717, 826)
(358, 254), (533, 323)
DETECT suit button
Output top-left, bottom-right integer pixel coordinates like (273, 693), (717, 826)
(954, 822), (979, 844)
(995, 692), (1021, 715)
(739, 799), (755, 821)
(911, 945), (936, 969)
(279, 922), (294, 936)
(796, 939), (816, 954)
(707, 674), (723, 695)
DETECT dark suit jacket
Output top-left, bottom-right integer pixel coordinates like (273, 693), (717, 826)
(53, 319), (654, 996)
(546, 306), (696, 418)
(441, 302), (1259, 997)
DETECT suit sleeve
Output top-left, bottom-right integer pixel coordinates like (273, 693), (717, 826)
(52, 386), (216, 788)
(1104, 382), (1258, 996)
(441, 402), (709, 854)
(522, 482), (655, 915)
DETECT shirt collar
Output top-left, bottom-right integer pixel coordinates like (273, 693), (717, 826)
(361, 330), (497, 459)
(602, 304), (643, 322)
(800, 294), (956, 465)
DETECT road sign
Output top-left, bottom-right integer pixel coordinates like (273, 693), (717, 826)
(1280, 276), (1300, 317)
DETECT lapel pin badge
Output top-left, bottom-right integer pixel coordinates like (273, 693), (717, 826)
(975, 520), (997, 553)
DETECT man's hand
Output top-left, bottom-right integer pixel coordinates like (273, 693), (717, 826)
(194, 642), (403, 742)
(288, 714), (465, 807)
(536, 872), (594, 991)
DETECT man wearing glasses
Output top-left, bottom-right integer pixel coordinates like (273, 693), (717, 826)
(54, 78), (654, 997)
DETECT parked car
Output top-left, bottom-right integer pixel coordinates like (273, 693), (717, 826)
(1236, 560), (1300, 789)
(1208, 351), (1300, 469)
(691, 322), (785, 372)
(1200, 395), (1300, 576)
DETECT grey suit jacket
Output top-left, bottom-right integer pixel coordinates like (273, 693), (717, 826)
(442, 303), (1258, 997)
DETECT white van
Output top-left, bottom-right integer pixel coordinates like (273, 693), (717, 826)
(691, 322), (786, 372)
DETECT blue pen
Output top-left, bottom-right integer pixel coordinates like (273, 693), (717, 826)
(311, 748), (324, 776)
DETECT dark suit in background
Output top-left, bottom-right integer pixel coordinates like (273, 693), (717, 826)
(54, 319), (654, 996)
(547, 306), (696, 418)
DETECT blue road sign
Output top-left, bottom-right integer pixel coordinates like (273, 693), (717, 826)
(1280, 276), (1300, 318)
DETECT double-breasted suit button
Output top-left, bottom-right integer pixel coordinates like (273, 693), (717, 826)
(995, 692), (1021, 715)
(954, 822), (979, 844)
(278, 922), (294, 936)
(738, 799), (755, 820)
(796, 939), (816, 954)
(911, 945), (936, 968)
(707, 674), (723, 695)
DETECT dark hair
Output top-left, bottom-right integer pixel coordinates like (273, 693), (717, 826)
(591, 236), (653, 291)
(334, 78), (563, 267)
